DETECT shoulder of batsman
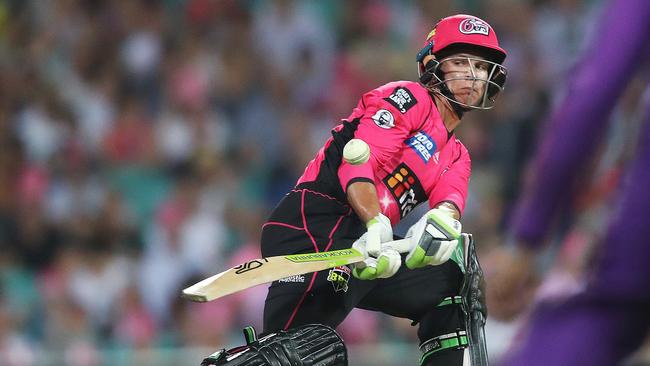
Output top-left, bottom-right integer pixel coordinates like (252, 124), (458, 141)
(374, 80), (429, 98)
(366, 81), (432, 115)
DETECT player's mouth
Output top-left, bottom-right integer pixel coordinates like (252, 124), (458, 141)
(456, 88), (480, 99)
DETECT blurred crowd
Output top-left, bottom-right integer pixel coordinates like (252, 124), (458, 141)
(0, 0), (647, 365)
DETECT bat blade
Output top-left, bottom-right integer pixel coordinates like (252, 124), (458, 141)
(181, 238), (410, 302)
(182, 248), (364, 302)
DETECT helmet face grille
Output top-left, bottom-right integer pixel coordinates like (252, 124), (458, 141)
(421, 56), (507, 110)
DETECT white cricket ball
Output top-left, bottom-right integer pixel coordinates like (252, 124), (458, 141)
(343, 139), (370, 165)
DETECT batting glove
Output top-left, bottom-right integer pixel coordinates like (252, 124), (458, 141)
(405, 208), (462, 269)
(352, 213), (400, 280)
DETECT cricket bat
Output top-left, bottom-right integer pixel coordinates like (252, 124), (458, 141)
(182, 238), (410, 302)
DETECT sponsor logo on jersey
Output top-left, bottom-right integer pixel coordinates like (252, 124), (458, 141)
(384, 87), (417, 113)
(406, 131), (437, 163)
(278, 274), (306, 283)
(459, 18), (489, 36)
(372, 109), (395, 129)
(327, 266), (350, 292)
(382, 163), (427, 218)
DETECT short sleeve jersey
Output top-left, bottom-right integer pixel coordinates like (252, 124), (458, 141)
(297, 81), (471, 226)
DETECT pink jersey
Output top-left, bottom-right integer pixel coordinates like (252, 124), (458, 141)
(297, 81), (470, 225)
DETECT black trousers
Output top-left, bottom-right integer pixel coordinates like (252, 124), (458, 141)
(261, 185), (465, 365)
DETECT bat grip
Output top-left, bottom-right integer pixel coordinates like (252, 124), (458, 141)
(385, 238), (411, 253)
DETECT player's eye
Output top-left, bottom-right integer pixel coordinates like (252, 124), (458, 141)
(474, 61), (489, 72)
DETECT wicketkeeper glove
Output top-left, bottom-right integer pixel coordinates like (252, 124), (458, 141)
(405, 208), (462, 269)
(352, 213), (401, 280)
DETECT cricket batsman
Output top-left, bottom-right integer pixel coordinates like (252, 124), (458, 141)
(489, 0), (650, 365)
(202, 14), (507, 366)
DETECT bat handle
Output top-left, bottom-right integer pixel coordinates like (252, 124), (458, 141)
(387, 238), (411, 253)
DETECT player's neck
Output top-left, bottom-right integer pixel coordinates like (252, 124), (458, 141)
(433, 93), (462, 133)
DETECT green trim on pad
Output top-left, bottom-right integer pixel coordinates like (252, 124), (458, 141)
(437, 296), (463, 307)
(419, 331), (469, 365)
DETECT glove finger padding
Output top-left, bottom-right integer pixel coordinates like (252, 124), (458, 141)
(375, 247), (401, 279)
(352, 237), (401, 280)
(352, 249), (401, 280)
(405, 208), (462, 269)
(406, 238), (458, 269)
(365, 213), (393, 257)
(351, 213), (400, 280)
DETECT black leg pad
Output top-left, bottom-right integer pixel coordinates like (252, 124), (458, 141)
(201, 324), (347, 366)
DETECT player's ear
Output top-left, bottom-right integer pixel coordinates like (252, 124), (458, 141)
(419, 57), (438, 85)
(424, 58), (437, 71)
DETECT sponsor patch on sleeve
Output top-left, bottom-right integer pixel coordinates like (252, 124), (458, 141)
(384, 87), (417, 114)
(406, 131), (437, 163)
(372, 109), (395, 129)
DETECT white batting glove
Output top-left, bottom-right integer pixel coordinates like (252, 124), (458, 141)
(405, 208), (462, 269)
(351, 213), (401, 280)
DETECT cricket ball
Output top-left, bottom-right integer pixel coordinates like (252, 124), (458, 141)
(343, 139), (370, 165)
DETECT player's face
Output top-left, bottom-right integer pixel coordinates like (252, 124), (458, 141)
(438, 53), (491, 107)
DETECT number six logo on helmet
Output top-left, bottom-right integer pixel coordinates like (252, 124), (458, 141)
(459, 18), (489, 36)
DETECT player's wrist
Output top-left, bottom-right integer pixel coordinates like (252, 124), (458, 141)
(434, 201), (460, 219)
(366, 213), (390, 229)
